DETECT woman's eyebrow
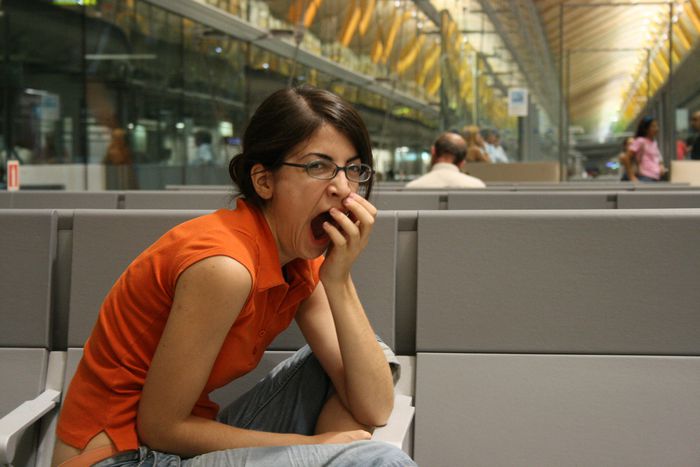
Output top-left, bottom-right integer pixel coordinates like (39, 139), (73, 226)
(302, 152), (361, 163)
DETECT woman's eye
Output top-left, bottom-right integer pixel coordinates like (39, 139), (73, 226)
(308, 161), (326, 171)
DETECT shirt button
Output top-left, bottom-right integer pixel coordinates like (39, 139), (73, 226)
(258, 330), (266, 337)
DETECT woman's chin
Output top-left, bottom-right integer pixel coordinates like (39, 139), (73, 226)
(308, 230), (331, 255)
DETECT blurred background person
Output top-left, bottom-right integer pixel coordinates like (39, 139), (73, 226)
(193, 130), (215, 165)
(463, 125), (491, 163)
(618, 136), (635, 181)
(104, 128), (132, 166)
(484, 129), (509, 163)
(687, 110), (700, 160)
(621, 116), (666, 182)
(406, 132), (485, 188)
(104, 127), (138, 189)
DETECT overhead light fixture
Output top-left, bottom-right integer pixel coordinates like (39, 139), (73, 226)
(84, 54), (157, 60)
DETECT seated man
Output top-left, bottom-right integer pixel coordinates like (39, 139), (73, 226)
(406, 132), (486, 188)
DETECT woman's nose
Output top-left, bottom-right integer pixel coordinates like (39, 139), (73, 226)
(328, 170), (353, 198)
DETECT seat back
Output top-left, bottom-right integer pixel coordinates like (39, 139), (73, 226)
(447, 191), (615, 209)
(670, 160), (700, 186)
(0, 210), (57, 467)
(10, 191), (120, 209)
(617, 191), (700, 208)
(67, 209), (205, 347)
(369, 191), (445, 210)
(413, 209), (700, 466)
(0, 210), (57, 347)
(122, 190), (235, 210)
(463, 161), (560, 182)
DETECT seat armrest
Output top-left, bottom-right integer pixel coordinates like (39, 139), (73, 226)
(372, 394), (415, 450)
(0, 389), (61, 465)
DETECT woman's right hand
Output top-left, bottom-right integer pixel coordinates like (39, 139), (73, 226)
(313, 430), (372, 444)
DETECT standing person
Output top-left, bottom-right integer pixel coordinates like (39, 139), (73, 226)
(104, 128), (132, 166)
(104, 127), (139, 189)
(462, 125), (491, 163)
(686, 110), (700, 160)
(405, 132), (485, 188)
(52, 86), (415, 467)
(621, 116), (666, 182)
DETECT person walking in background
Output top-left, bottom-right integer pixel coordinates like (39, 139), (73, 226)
(405, 132), (485, 188)
(621, 116), (666, 182)
(462, 125), (491, 163)
(686, 110), (700, 160)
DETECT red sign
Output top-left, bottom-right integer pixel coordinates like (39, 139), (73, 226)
(7, 160), (19, 191)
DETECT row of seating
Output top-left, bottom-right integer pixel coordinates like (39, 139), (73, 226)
(2, 207), (700, 466)
(2, 189), (700, 211)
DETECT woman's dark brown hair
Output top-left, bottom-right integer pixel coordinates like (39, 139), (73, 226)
(229, 86), (374, 206)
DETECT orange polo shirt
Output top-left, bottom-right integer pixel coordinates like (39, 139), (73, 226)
(57, 199), (323, 451)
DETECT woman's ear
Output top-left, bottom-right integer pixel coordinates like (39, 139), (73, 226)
(251, 163), (274, 200)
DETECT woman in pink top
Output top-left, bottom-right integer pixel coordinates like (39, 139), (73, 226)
(622, 116), (667, 182)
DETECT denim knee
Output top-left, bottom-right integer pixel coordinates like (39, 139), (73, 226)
(352, 441), (417, 467)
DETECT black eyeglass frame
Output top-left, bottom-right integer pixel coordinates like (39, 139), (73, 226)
(280, 160), (374, 183)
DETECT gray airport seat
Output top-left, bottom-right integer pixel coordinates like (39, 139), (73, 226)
(0, 211), (57, 347)
(447, 191), (616, 209)
(415, 209), (700, 354)
(617, 191), (700, 209)
(0, 192), (11, 208)
(122, 190), (235, 210)
(0, 210), (63, 467)
(67, 209), (206, 347)
(413, 209), (700, 466)
(10, 191), (120, 209)
(369, 191), (444, 210)
(414, 353), (700, 467)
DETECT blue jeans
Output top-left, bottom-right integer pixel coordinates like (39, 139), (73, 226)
(94, 345), (415, 466)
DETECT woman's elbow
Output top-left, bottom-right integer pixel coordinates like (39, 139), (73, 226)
(136, 412), (175, 452)
(355, 395), (394, 427)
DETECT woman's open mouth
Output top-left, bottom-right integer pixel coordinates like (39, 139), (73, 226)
(310, 211), (335, 240)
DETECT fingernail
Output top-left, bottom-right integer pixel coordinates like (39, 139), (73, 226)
(343, 197), (353, 205)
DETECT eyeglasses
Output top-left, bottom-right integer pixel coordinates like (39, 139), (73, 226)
(280, 159), (374, 183)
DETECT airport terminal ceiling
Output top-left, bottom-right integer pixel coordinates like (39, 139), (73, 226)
(432, 0), (700, 138)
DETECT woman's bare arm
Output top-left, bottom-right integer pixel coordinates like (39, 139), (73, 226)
(296, 193), (394, 428)
(137, 256), (359, 457)
(621, 149), (638, 181)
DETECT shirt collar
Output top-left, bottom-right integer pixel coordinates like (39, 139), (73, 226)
(431, 162), (460, 172)
(234, 198), (316, 292)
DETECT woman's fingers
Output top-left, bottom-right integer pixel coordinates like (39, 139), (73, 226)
(348, 192), (377, 217)
(323, 218), (348, 248)
(342, 194), (375, 235)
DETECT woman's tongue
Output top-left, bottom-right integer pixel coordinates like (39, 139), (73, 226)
(310, 211), (336, 240)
